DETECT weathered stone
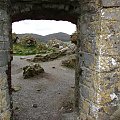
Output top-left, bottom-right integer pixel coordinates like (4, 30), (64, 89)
(0, 0), (120, 120)
(32, 51), (67, 62)
(61, 54), (76, 69)
(1, 110), (11, 120)
(23, 64), (44, 79)
(78, 1), (120, 119)
(102, 0), (120, 7)
(11, 0), (79, 24)
(0, 1), (12, 119)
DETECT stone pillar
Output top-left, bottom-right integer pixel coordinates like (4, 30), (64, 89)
(78, 0), (120, 120)
(0, 0), (12, 120)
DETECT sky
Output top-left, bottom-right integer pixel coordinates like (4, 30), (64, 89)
(12, 20), (76, 36)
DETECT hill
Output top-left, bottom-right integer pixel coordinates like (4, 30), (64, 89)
(17, 32), (70, 43)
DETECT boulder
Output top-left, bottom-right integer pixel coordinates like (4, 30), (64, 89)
(61, 54), (76, 69)
(23, 64), (44, 79)
(32, 54), (49, 62)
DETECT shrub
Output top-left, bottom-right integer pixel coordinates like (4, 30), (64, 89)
(20, 35), (37, 47)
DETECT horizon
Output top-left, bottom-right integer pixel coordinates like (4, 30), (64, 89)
(12, 20), (76, 36)
(13, 31), (71, 36)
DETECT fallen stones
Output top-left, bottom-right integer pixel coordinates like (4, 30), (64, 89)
(61, 54), (76, 69)
(32, 51), (66, 62)
(23, 64), (44, 79)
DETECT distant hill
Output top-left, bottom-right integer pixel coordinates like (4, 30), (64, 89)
(16, 32), (71, 43)
(44, 32), (70, 42)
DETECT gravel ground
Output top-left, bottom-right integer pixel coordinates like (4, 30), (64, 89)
(11, 56), (76, 120)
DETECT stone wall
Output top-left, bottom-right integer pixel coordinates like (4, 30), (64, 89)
(0, 0), (12, 120)
(78, 0), (120, 119)
(0, 0), (120, 119)
(11, 0), (79, 24)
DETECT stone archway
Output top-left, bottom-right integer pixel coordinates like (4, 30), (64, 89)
(0, 0), (120, 120)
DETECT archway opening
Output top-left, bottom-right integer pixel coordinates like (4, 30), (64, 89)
(11, 20), (78, 120)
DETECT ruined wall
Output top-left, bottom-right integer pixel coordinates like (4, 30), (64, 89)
(78, 0), (120, 119)
(0, 0), (12, 120)
(0, 0), (120, 120)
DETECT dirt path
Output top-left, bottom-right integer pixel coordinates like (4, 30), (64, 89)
(12, 56), (76, 120)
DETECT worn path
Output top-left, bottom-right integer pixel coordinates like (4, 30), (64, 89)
(11, 56), (76, 120)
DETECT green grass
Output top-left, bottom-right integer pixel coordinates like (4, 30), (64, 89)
(13, 43), (56, 56)
(13, 44), (37, 55)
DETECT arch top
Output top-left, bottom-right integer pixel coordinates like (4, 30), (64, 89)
(11, 0), (79, 24)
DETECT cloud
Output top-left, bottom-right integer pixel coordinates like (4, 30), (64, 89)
(12, 20), (76, 35)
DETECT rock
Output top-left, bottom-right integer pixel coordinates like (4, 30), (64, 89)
(48, 52), (60, 59)
(47, 39), (66, 47)
(23, 64), (44, 79)
(70, 31), (77, 45)
(12, 86), (21, 92)
(32, 51), (64, 62)
(59, 47), (69, 53)
(32, 54), (49, 62)
(20, 57), (26, 60)
(52, 43), (59, 48)
(15, 107), (19, 110)
(32, 104), (38, 108)
(36, 89), (41, 91)
(61, 54), (76, 69)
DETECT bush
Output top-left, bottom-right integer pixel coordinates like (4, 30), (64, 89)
(20, 35), (37, 47)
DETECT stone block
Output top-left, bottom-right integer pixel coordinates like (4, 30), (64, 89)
(101, 20), (120, 34)
(80, 21), (101, 36)
(80, 35), (97, 54)
(96, 56), (120, 72)
(101, 8), (120, 21)
(0, 88), (10, 113)
(1, 110), (11, 120)
(79, 52), (96, 70)
(0, 41), (10, 50)
(82, 100), (90, 114)
(81, 2), (100, 13)
(79, 112), (87, 120)
(80, 13), (100, 23)
(80, 84), (90, 100)
(0, 51), (9, 67)
(95, 33), (120, 56)
(0, 73), (8, 90)
(0, 10), (8, 21)
(102, 0), (120, 7)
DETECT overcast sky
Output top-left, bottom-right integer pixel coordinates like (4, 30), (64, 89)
(12, 20), (76, 36)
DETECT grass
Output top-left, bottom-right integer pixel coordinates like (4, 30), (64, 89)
(13, 43), (55, 56)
